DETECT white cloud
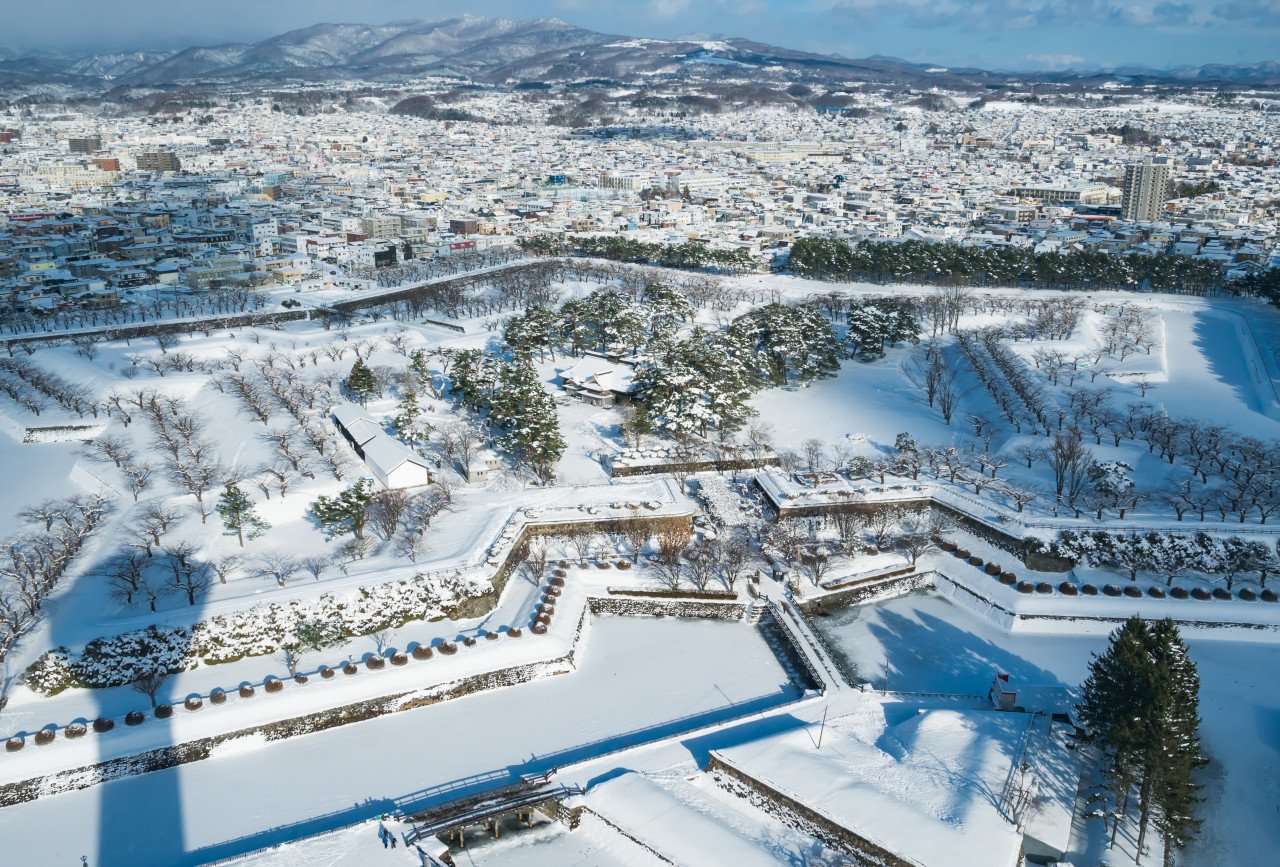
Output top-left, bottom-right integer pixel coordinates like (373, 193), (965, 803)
(649, 0), (694, 17)
(1025, 52), (1086, 67)
(824, 0), (1272, 29)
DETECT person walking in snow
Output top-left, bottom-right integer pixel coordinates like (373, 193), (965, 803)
(378, 823), (389, 848)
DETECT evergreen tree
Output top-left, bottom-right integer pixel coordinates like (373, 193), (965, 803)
(1146, 619), (1205, 866)
(632, 328), (755, 437)
(393, 392), (431, 445)
(346, 358), (377, 405)
(309, 478), (379, 540)
(1078, 617), (1205, 864)
(282, 617), (345, 678)
(503, 306), (559, 361)
(730, 302), (841, 385)
(489, 361), (565, 482)
(1080, 616), (1152, 849)
(215, 484), (269, 547)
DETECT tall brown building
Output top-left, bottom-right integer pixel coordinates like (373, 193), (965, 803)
(136, 151), (182, 172)
(69, 135), (102, 154)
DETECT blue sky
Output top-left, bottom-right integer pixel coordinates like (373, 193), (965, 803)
(6, 0), (1279, 70)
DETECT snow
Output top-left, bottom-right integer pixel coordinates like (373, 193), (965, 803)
(588, 772), (785, 867)
(711, 703), (1036, 867)
(6, 270), (1280, 865)
(813, 590), (1280, 867)
(0, 614), (803, 866)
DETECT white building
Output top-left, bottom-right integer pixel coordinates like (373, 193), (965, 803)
(332, 403), (433, 490)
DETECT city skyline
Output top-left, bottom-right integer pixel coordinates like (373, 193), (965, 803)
(2, 1), (1279, 72)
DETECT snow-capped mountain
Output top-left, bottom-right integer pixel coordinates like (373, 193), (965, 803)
(2, 16), (1278, 92)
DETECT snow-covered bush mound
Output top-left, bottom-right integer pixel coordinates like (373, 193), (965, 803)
(22, 570), (487, 695)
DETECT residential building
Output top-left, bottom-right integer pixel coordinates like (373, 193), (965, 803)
(1122, 159), (1173, 223)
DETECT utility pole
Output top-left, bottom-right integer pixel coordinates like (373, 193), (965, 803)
(816, 706), (828, 749)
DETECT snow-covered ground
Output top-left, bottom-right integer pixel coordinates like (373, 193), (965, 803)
(4, 270), (1280, 866)
(814, 590), (1280, 866)
(0, 614), (803, 866)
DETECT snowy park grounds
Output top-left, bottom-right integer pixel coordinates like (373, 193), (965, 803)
(0, 612), (808, 866)
(811, 590), (1280, 867)
(2, 262), (1280, 864)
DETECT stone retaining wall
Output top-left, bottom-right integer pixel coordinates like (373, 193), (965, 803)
(611, 456), (780, 478)
(797, 572), (933, 615)
(756, 605), (825, 692)
(586, 596), (746, 620)
(705, 755), (922, 867)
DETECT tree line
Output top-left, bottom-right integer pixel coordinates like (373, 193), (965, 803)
(521, 234), (757, 275)
(789, 236), (1224, 295)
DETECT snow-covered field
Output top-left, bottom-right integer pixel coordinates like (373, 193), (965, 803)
(0, 614), (802, 866)
(3, 269), (1280, 865)
(814, 590), (1280, 866)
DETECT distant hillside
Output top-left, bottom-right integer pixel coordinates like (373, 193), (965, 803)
(0, 15), (1277, 95)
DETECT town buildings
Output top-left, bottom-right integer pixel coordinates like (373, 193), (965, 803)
(0, 86), (1277, 324)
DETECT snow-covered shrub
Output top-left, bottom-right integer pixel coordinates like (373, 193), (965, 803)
(22, 647), (79, 696)
(24, 569), (490, 694)
(76, 626), (193, 688)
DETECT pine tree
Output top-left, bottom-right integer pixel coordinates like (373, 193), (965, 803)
(309, 478), (379, 540)
(215, 484), (269, 547)
(1079, 616), (1153, 849)
(1146, 619), (1205, 866)
(393, 392), (431, 445)
(283, 617), (345, 677)
(1078, 617), (1205, 865)
(346, 358), (377, 405)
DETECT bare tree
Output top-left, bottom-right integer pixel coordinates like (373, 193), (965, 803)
(1014, 445), (1044, 469)
(209, 553), (246, 585)
(104, 549), (149, 606)
(717, 536), (751, 590)
(1049, 431), (1092, 502)
(563, 526), (595, 563)
(1000, 483), (1041, 514)
(798, 547), (832, 586)
(654, 527), (690, 590)
(300, 555), (330, 582)
(122, 461), (155, 501)
(369, 490), (410, 541)
(394, 525), (427, 563)
(895, 513), (940, 566)
(685, 540), (720, 591)
(767, 518), (808, 563)
(85, 434), (133, 468)
(936, 365), (961, 425)
(830, 510), (861, 551)
(521, 539), (551, 585)
(131, 669), (168, 709)
(137, 502), (183, 549)
(744, 421), (775, 463)
(866, 512), (899, 549)
(256, 553), (300, 587)
(164, 542), (209, 606)
(801, 438), (826, 472)
(438, 420), (481, 471)
(621, 521), (650, 562)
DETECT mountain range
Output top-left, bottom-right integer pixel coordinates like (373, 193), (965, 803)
(0, 15), (1277, 93)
